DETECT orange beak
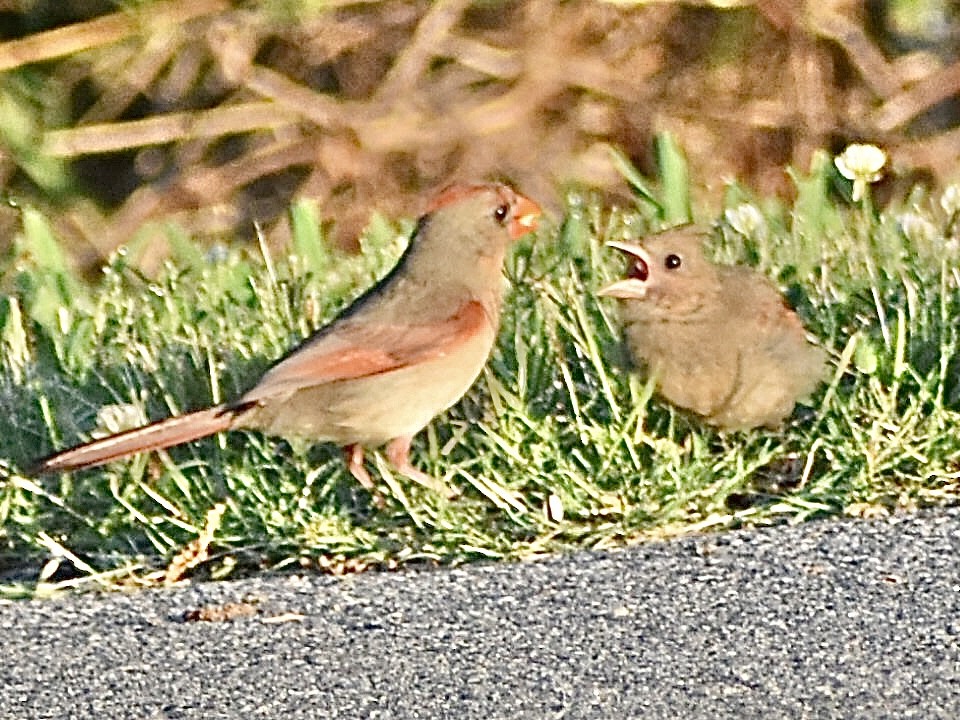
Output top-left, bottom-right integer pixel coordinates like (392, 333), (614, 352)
(508, 195), (542, 240)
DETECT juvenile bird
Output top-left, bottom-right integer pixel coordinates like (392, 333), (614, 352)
(598, 226), (827, 430)
(31, 183), (541, 496)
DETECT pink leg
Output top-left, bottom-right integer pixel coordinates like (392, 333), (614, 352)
(386, 436), (458, 498)
(344, 443), (384, 507)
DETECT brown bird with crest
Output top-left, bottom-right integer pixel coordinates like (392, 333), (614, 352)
(31, 183), (541, 495)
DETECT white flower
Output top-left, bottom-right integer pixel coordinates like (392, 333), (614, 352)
(835, 143), (887, 201)
(724, 203), (766, 238)
(898, 212), (937, 245)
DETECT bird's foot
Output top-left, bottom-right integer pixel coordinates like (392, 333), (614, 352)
(386, 436), (460, 499)
(345, 443), (386, 508)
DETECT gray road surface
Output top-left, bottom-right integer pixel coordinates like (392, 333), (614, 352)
(2, 507), (959, 719)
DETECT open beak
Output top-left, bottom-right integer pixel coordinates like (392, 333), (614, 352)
(509, 195), (542, 240)
(597, 241), (651, 299)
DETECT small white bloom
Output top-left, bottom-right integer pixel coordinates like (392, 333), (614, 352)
(724, 203), (766, 238)
(898, 212), (938, 245)
(835, 143), (887, 201)
(835, 143), (887, 179)
(940, 184), (960, 216)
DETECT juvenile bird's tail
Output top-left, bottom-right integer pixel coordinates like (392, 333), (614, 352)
(29, 405), (237, 475)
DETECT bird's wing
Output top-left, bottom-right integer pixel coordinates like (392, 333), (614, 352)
(720, 269), (803, 343)
(239, 300), (491, 403)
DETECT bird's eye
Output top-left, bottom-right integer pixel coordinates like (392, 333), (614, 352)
(493, 203), (510, 224)
(665, 254), (682, 270)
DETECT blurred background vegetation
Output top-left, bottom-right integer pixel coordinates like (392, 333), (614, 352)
(0, 0), (959, 271)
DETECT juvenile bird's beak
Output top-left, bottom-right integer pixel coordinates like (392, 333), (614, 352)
(597, 278), (647, 299)
(597, 241), (651, 299)
(509, 195), (542, 240)
(606, 240), (648, 261)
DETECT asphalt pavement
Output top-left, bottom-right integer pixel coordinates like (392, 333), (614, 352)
(2, 507), (958, 719)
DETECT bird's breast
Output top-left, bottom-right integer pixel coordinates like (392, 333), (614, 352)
(243, 315), (497, 446)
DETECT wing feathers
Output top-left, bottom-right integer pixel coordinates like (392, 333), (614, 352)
(244, 300), (490, 401)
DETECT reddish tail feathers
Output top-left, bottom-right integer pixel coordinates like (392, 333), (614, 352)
(29, 406), (237, 475)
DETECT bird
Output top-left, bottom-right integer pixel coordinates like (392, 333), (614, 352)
(29, 182), (542, 498)
(597, 226), (827, 430)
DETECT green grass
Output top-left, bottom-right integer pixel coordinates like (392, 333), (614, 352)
(1, 146), (959, 598)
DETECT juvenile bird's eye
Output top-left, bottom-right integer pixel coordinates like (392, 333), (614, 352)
(665, 254), (682, 270)
(493, 203), (510, 224)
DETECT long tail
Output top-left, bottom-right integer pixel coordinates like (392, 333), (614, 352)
(29, 405), (238, 475)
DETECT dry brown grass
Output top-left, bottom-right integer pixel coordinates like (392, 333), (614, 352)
(1, 0), (959, 269)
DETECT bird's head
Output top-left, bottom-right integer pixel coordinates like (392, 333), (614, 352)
(398, 182), (541, 299)
(425, 183), (541, 243)
(597, 227), (720, 319)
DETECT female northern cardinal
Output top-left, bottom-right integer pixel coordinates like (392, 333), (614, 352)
(598, 226), (827, 430)
(30, 183), (541, 495)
